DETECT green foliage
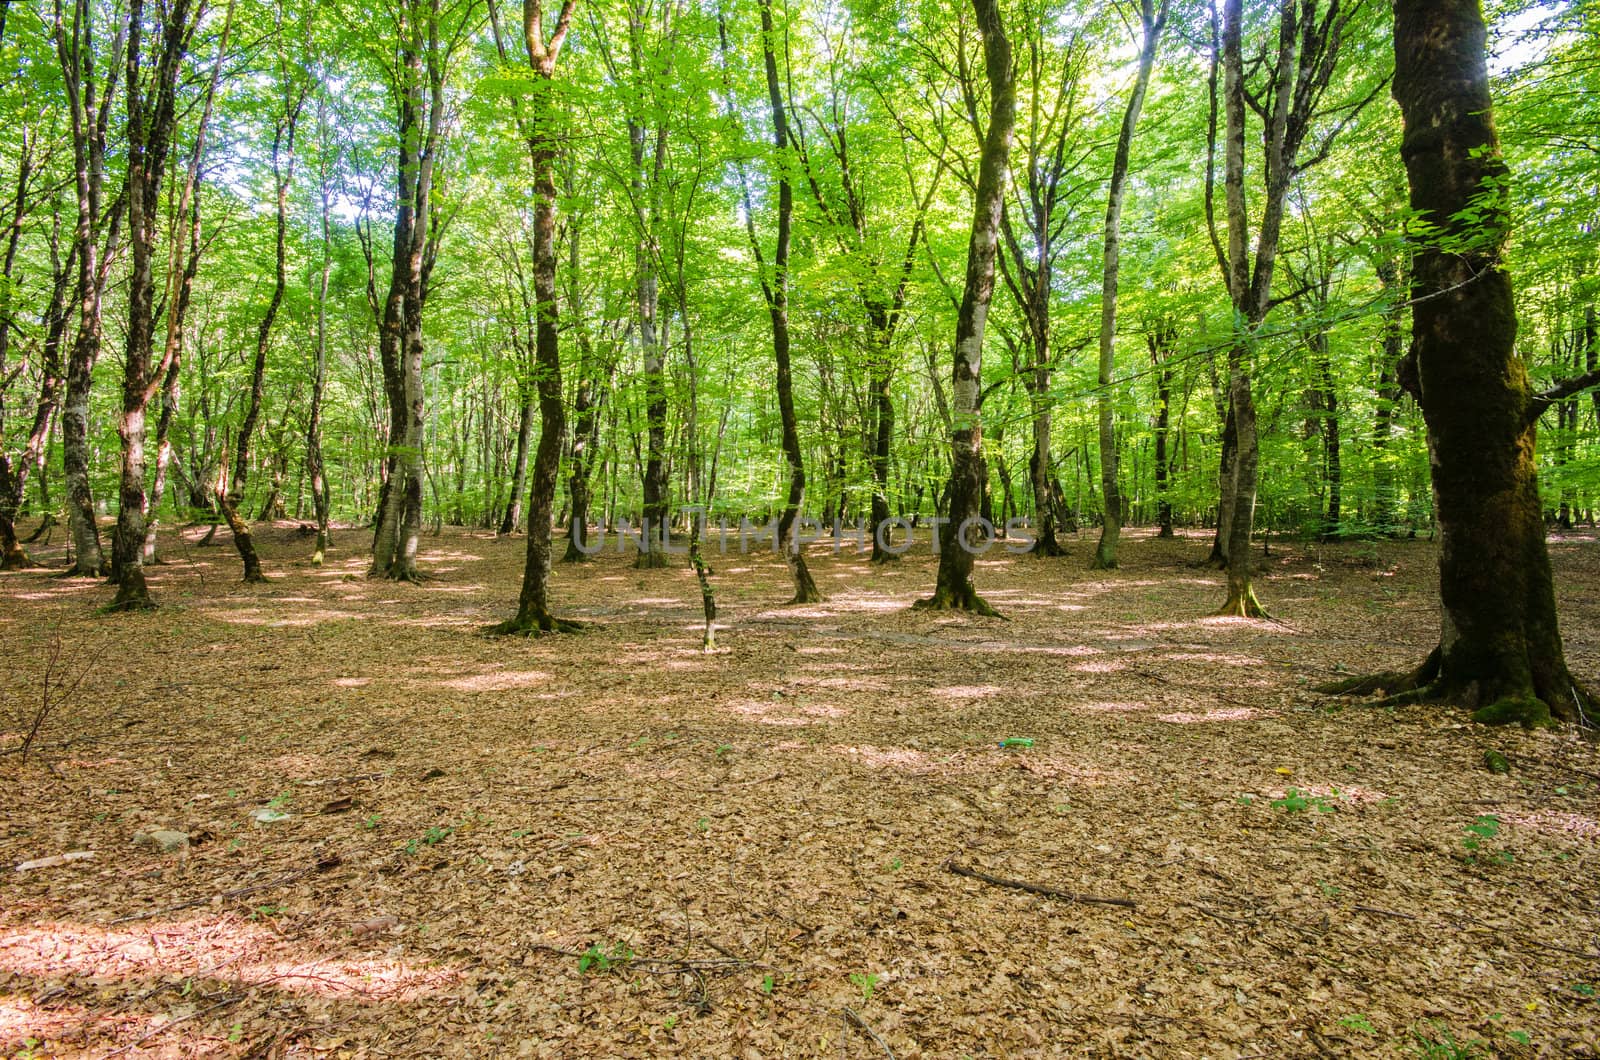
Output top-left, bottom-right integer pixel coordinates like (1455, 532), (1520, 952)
(848, 972), (880, 1005)
(1271, 788), (1338, 814)
(578, 940), (634, 975)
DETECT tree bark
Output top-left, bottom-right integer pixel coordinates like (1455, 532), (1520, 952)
(109, 0), (213, 611)
(1328, 0), (1596, 726)
(494, 0), (582, 635)
(917, 0), (1012, 615)
(1093, 0), (1166, 570)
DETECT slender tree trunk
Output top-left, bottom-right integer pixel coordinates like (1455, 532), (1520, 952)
(917, 0), (1013, 615)
(739, 0), (820, 603)
(1093, 0), (1166, 569)
(501, 373), (534, 535)
(1150, 324), (1176, 538)
(495, 0), (582, 635)
(110, 0), (215, 611)
(307, 99), (334, 565)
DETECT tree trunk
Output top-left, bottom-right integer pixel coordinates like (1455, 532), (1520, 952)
(1093, 0), (1165, 570)
(917, 0), (1012, 615)
(1332, 0), (1595, 726)
(1149, 323), (1176, 538)
(737, 0), (820, 604)
(495, 0), (582, 635)
(110, 0), (215, 611)
(501, 374), (534, 535)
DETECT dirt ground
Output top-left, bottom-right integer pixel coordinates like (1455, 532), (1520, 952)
(2, 519), (1598, 1058)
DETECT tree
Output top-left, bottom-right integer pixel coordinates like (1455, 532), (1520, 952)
(107, 0), (215, 611)
(915, 0), (1012, 615)
(1092, 0), (1167, 569)
(1324, 0), (1597, 726)
(729, 0), (821, 604)
(491, 0), (583, 635)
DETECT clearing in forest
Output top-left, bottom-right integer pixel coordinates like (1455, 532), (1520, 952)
(3, 524), (1599, 1057)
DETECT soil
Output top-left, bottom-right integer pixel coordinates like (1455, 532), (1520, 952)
(3, 520), (1598, 1058)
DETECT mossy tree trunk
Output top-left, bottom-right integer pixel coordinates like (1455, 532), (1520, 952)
(1335, 0), (1596, 726)
(917, 0), (1012, 616)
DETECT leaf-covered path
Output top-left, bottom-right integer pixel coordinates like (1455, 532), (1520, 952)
(4, 524), (1598, 1057)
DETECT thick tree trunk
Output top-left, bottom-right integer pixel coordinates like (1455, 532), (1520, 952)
(1093, 0), (1165, 570)
(1334, 0), (1595, 725)
(917, 0), (1012, 616)
(111, 0), (211, 612)
(868, 329), (896, 562)
(1372, 255), (1405, 530)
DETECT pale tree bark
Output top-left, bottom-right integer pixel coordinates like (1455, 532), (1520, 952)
(307, 91), (335, 564)
(917, 0), (1013, 615)
(1206, 0), (1375, 616)
(1093, 0), (1167, 569)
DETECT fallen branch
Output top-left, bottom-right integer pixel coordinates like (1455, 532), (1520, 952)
(944, 859), (1136, 909)
(842, 1005), (896, 1059)
(106, 994), (242, 1056)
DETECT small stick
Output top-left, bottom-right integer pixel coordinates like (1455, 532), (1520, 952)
(106, 994), (241, 1056)
(842, 1006), (896, 1060)
(945, 859), (1136, 909)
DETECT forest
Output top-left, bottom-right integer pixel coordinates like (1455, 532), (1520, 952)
(2, 0), (1599, 1054)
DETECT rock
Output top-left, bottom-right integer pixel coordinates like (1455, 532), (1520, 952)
(249, 808), (291, 825)
(135, 830), (190, 854)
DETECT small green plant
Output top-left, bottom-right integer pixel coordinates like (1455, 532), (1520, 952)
(848, 972), (880, 1004)
(249, 904), (283, 921)
(267, 791), (293, 810)
(714, 743), (733, 758)
(1408, 1020), (1485, 1059)
(1462, 815), (1513, 864)
(760, 973), (776, 995)
(404, 823), (455, 854)
(578, 939), (634, 974)
(227, 1023), (244, 1044)
(887, 857), (903, 872)
(363, 813), (382, 830)
(662, 1015), (677, 1031)
(1272, 788), (1337, 814)
(1337, 1013), (1376, 1034)
(1317, 879), (1342, 898)
(1570, 982), (1596, 998)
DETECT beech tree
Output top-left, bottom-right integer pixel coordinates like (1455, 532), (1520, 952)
(1326, 0), (1597, 726)
(916, 0), (1012, 615)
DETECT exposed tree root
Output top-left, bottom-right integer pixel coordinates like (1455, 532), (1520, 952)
(2, 548), (38, 571)
(1027, 536), (1067, 558)
(913, 584), (1006, 619)
(1090, 552), (1118, 571)
(104, 586), (158, 613)
(633, 550), (670, 570)
(485, 612), (586, 636)
(869, 551), (900, 565)
(1314, 646), (1594, 728)
(1214, 584), (1267, 618)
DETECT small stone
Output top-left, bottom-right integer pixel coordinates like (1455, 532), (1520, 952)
(250, 808), (291, 825)
(135, 830), (189, 854)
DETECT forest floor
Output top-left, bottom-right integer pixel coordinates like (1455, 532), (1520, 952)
(2, 519), (1599, 1059)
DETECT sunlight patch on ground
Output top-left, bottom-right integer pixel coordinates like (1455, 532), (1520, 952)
(439, 670), (553, 692)
(928, 684), (1007, 699)
(332, 677), (372, 688)
(1500, 808), (1600, 839)
(1070, 700), (1156, 715)
(1164, 651), (1267, 667)
(1156, 708), (1273, 724)
(0, 918), (457, 1001)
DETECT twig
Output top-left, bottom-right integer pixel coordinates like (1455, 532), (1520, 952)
(110, 858), (339, 924)
(944, 859), (1136, 909)
(106, 994), (242, 1056)
(1354, 904), (1417, 921)
(842, 1005), (896, 1059)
